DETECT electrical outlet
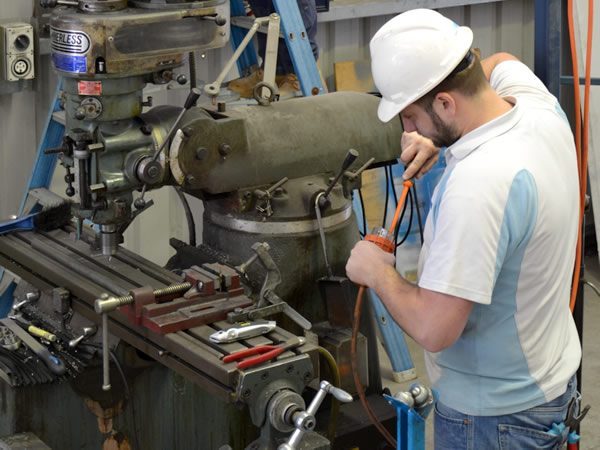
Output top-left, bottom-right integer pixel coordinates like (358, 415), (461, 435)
(0, 23), (35, 82)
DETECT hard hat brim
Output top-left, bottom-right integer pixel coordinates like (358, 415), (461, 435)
(377, 96), (406, 123)
(375, 26), (474, 123)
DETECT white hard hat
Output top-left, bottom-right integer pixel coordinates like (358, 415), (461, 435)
(370, 9), (474, 122)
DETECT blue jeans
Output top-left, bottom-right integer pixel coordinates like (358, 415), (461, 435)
(249, 0), (319, 74)
(434, 376), (577, 449)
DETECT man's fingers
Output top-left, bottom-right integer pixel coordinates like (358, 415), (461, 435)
(405, 151), (439, 179)
(401, 135), (416, 162)
(401, 146), (417, 166)
(400, 131), (440, 179)
(415, 157), (438, 179)
(403, 159), (421, 179)
(401, 131), (420, 152)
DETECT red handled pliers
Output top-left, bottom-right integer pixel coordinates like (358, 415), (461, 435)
(222, 337), (306, 369)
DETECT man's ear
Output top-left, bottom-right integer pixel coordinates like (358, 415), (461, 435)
(433, 92), (456, 120)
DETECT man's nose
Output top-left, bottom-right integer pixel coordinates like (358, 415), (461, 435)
(401, 117), (416, 132)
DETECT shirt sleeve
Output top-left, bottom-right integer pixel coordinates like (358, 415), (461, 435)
(490, 60), (556, 104)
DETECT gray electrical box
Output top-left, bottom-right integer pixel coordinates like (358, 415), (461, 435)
(0, 22), (35, 82)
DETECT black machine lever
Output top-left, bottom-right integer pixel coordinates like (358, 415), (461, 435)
(319, 148), (359, 208)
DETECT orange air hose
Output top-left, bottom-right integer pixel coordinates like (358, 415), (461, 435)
(569, 0), (594, 313)
(350, 180), (412, 448)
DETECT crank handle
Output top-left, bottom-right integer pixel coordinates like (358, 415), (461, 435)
(278, 380), (352, 450)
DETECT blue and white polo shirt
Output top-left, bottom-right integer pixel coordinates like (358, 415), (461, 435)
(418, 60), (582, 416)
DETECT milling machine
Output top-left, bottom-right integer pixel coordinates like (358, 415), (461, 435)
(0, 1), (405, 448)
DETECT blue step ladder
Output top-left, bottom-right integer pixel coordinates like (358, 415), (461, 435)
(229, 0), (325, 96)
(352, 194), (417, 382)
(0, 81), (65, 317)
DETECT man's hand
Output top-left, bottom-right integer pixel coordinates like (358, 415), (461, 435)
(400, 131), (440, 180)
(345, 240), (396, 289)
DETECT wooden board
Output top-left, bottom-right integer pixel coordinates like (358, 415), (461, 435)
(334, 60), (376, 93)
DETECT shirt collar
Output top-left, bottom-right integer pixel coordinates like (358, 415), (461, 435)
(444, 96), (519, 162)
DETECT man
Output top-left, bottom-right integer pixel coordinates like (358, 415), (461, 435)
(345, 9), (581, 449)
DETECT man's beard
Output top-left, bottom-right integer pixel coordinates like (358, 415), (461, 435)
(429, 109), (461, 148)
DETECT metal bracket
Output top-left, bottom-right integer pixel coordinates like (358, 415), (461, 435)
(205, 15), (278, 100)
(261, 13), (280, 99)
(226, 243), (311, 329)
(384, 384), (439, 450)
(253, 243), (282, 307)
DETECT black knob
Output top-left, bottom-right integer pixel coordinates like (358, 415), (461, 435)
(319, 149), (360, 208)
(75, 107), (86, 120)
(15, 35), (30, 52)
(342, 149), (359, 170)
(134, 198), (146, 210)
(184, 88), (202, 109)
(66, 186), (75, 197)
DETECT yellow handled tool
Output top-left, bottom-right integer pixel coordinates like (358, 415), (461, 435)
(27, 325), (57, 342)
